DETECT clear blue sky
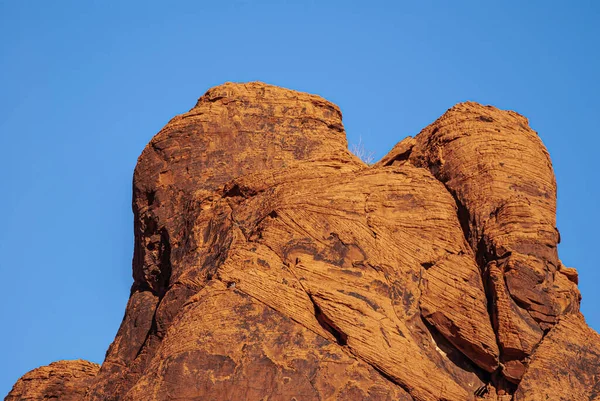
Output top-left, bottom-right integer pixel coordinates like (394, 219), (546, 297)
(1, 1), (598, 397)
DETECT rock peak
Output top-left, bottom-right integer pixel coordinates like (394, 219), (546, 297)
(445, 100), (531, 125)
(7, 83), (599, 401)
(194, 81), (342, 118)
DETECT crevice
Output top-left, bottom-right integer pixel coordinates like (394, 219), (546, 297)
(474, 384), (489, 397)
(382, 148), (413, 167)
(475, 235), (497, 271)
(222, 182), (259, 199)
(216, 275), (333, 346)
(133, 309), (158, 361)
(429, 170), (556, 390)
(526, 314), (559, 358)
(365, 363), (414, 400)
(503, 274), (554, 331)
(222, 183), (243, 198)
(211, 277), (417, 399)
(156, 228), (172, 297)
(428, 177), (511, 395)
(449, 190), (472, 247)
(307, 294), (348, 346)
(130, 281), (153, 295)
(131, 228), (174, 363)
(226, 226), (354, 351)
(420, 315), (491, 385)
(146, 190), (156, 207)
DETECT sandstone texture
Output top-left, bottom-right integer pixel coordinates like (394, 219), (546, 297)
(6, 360), (99, 401)
(6, 82), (599, 400)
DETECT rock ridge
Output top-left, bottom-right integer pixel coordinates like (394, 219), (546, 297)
(6, 82), (598, 401)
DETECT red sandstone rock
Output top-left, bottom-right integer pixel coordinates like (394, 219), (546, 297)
(6, 82), (599, 401)
(5, 360), (99, 401)
(514, 313), (600, 400)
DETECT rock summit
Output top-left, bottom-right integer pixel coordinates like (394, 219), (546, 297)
(7, 82), (599, 401)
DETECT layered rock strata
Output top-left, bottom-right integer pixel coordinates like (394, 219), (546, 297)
(6, 82), (598, 401)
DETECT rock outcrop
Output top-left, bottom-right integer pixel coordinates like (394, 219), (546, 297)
(6, 82), (599, 401)
(6, 360), (99, 401)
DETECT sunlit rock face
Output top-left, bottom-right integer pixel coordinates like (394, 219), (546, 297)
(7, 82), (598, 401)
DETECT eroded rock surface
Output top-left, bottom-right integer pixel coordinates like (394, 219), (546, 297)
(6, 360), (99, 401)
(6, 82), (599, 401)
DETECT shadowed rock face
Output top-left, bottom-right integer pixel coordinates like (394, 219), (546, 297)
(6, 82), (599, 401)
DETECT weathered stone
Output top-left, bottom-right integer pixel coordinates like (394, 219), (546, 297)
(402, 102), (582, 385)
(514, 313), (600, 400)
(6, 83), (599, 401)
(5, 360), (99, 401)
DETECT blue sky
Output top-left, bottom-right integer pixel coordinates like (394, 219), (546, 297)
(1, 1), (598, 396)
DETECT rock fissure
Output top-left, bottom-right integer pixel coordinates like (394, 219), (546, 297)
(308, 294), (348, 347)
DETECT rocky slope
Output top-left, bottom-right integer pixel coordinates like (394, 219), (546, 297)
(6, 82), (599, 401)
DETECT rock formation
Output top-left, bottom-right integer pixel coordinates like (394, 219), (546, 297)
(6, 82), (599, 401)
(5, 360), (99, 401)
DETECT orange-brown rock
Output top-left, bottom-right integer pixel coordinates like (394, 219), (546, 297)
(401, 103), (582, 383)
(514, 313), (600, 400)
(5, 360), (99, 401)
(6, 82), (599, 401)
